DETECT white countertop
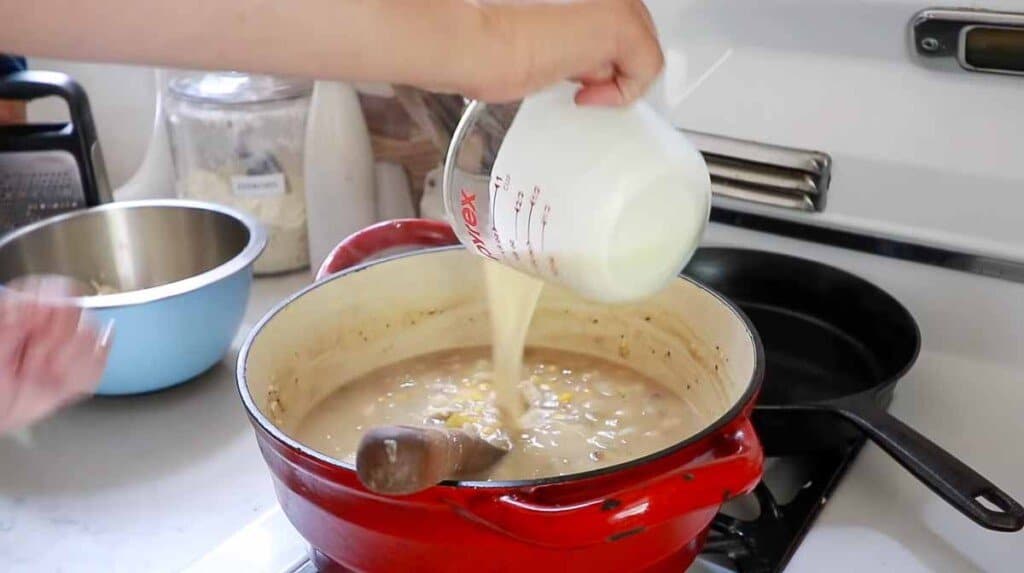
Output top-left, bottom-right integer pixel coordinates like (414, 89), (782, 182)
(787, 350), (1023, 573)
(0, 272), (310, 573)
(4, 227), (1024, 572)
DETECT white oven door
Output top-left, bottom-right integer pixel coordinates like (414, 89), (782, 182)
(646, 0), (1024, 263)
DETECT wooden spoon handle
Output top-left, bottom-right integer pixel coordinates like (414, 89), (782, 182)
(356, 425), (507, 495)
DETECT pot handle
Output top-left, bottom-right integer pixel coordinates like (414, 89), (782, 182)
(833, 394), (1024, 532)
(316, 219), (459, 280)
(461, 419), (763, 549)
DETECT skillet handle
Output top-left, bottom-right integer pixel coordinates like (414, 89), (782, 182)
(460, 419), (763, 548)
(316, 219), (459, 280)
(836, 395), (1024, 532)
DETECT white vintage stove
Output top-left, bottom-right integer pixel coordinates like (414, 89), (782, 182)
(2, 1), (1024, 572)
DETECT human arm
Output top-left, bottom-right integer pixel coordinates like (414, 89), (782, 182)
(0, 0), (662, 105)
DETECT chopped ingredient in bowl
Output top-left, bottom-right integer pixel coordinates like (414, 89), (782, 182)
(89, 280), (120, 296)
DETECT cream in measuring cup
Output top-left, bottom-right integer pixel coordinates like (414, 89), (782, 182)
(443, 83), (712, 430)
(445, 82), (712, 303)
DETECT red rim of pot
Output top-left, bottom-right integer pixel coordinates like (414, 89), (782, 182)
(236, 218), (766, 490)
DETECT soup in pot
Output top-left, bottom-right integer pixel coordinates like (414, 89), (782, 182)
(294, 346), (704, 480)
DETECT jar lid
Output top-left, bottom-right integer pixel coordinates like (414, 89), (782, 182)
(168, 71), (313, 104)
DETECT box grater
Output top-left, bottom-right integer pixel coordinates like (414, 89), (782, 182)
(0, 70), (110, 234)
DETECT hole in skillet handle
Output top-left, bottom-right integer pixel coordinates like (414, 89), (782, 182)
(316, 219), (460, 280)
(970, 488), (1024, 532)
(975, 491), (1012, 513)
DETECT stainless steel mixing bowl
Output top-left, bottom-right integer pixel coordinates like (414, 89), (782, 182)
(0, 199), (267, 394)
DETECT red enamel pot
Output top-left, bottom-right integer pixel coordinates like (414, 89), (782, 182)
(237, 219), (765, 573)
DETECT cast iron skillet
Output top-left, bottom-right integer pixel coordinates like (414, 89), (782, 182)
(683, 247), (1024, 532)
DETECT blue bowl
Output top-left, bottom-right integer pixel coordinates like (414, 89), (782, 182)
(0, 199), (267, 395)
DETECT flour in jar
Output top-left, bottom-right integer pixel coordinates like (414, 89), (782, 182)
(166, 75), (313, 275)
(180, 168), (308, 274)
(294, 347), (698, 480)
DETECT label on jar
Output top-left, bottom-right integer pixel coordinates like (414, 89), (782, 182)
(231, 173), (287, 198)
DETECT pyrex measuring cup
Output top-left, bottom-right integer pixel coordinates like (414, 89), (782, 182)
(443, 83), (711, 302)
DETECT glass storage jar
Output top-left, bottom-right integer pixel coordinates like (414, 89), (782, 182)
(166, 71), (313, 274)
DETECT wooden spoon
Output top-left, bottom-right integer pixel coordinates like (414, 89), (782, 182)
(356, 425), (508, 495)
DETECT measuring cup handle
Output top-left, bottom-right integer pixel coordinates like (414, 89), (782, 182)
(316, 219), (459, 280)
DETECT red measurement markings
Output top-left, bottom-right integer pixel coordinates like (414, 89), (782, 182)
(491, 227), (506, 258)
(526, 186), (541, 272)
(538, 195), (557, 277)
(541, 203), (551, 251)
(491, 175), (504, 225)
(509, 189), (525, 261)
(490, 175), (508, 258)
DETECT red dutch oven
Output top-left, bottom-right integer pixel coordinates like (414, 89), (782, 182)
(237, 219), (765, 573)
